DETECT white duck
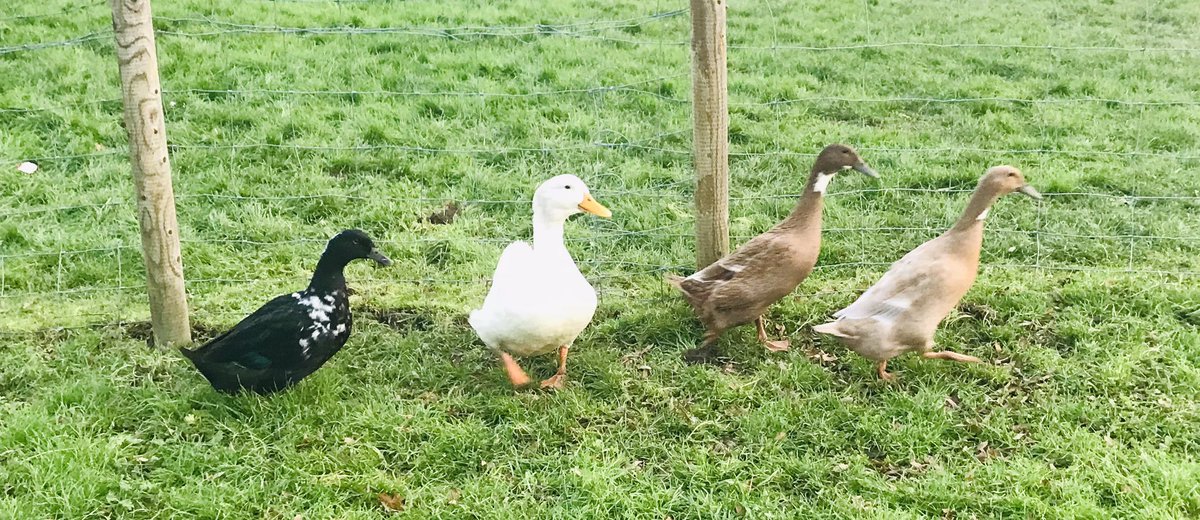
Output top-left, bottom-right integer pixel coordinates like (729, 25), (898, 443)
(469, 174), (612, 389)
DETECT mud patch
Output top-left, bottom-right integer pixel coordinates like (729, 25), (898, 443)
(421, 201), (460, 225)
(120, 321), (224, 347)
(362, 306), (436, 333)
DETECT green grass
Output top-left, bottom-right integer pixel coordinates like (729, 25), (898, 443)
(3, 0), (1200, 517)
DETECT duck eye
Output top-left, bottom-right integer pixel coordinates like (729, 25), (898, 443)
(564, 185), (572, 190)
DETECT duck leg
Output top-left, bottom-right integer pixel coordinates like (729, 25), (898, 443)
(921, 350), (982, 364)
(683, 330), (723, 364)
(755, 316), (791, 352)
(498, 352), (532, 388)
(540, 345), (569, 390)
(876, 360), (896, 381)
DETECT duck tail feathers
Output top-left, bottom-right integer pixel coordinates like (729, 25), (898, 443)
(178, 344), (203, 362)
(665, 274), (708, 311)
(813, 321), (854, 339)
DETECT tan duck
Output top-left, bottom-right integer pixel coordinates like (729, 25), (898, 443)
(669, 144), (878, 362)
(813, 165), (1041, 379)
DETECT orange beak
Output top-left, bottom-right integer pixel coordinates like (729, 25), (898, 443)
(577, 194), (612, 218)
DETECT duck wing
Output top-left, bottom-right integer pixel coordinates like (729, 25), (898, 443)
(682, 232), (783, 287)
(833, 239), (943, 321)
(674, 232), (792, 307)
(185, 294), (311, 369)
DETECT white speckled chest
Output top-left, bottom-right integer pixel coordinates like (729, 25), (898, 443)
(291, 289), (352, 358)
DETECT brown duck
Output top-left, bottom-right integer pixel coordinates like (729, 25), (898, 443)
(813, 165), (1041, 379)
(669, 144), (878, 362)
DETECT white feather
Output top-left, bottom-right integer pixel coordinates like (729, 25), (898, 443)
(812, 173), (835, 194)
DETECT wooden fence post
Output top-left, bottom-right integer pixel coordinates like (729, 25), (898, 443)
(690, 0), (730, 269)
(109, 0), (191, 346)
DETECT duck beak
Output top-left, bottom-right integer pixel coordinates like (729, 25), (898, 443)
(578, 194), (612, 218)
(853, 163), (879, 179)
(1017, 184), (1043, 200)
(367, 248), (392, 266)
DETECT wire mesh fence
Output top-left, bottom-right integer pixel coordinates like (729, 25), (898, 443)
(2, 0), (1198, 333)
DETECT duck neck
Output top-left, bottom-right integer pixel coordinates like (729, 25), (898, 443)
(778, 169), (832, 233)
(950, 185), (1001, 234)
(532, 207), (571, 259)
(308, 253), (349, 293)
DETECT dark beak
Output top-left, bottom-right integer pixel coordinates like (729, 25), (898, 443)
(368, 248), (392, 266)
(853, 162), (879, 179)
(1017, 184), (1042, 200)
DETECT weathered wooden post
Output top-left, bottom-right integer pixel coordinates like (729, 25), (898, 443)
(690, 0), (730, 269)
(109, 0), (191, 346)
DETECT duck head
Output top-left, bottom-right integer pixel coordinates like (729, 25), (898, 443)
(533, 174), (612, 222)
(325, 229), (392, 267)
(980, 165), (1042, 200)
(812, 144), (878, 178)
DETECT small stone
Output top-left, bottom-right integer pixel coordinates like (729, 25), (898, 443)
(17, 161), (38, 174)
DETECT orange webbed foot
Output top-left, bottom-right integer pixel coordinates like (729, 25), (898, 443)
(540, 374), (567, 391)
(876, 360), (897, 381)
(921, 350), (982, 364)
(499, 352), (532, 388)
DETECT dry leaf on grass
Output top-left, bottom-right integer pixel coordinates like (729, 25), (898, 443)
(378, 492), (405, 512)
(974, 441), (998, 462)
(804, 348), (838, 364)
(619, 346), (653, 365)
